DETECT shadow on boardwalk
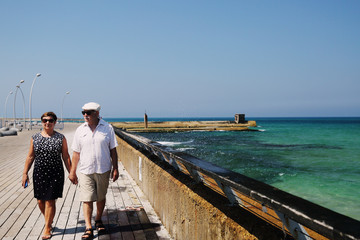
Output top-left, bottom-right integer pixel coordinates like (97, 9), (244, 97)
(0, 124), (171, 240)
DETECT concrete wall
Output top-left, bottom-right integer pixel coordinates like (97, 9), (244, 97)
(116, 136), (288, 240)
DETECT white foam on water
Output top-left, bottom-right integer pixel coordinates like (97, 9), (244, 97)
(157, 140), (194, 147)
(178, 147), (195, 151)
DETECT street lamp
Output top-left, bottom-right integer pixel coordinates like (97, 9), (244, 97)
(61, 91), (70, 123)
(29, 73), (41, 130)
(4, 91), (13, 127)
(13, 80), (25, 129)
(18, 84), (26, 129)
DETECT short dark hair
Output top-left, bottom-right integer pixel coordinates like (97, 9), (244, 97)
(41, 112), (57, 121)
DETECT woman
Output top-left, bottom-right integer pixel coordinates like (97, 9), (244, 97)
(22, 112), (71, 240)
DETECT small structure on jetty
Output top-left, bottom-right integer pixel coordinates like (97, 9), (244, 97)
(113, 114), (257, 132)
(235, 113), (246, 123)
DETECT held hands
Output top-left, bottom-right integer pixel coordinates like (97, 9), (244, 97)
(68, 170), (117, 184)
(68, 172), (78, 185)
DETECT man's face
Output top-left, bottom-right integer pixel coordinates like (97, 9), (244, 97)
(82, 109), (99, 124)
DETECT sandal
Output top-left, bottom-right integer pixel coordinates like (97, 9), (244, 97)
(95, 220), (106, 234)
(42, 234), (52, 240)
(42, 225), (53, 239)
(82, 228), (93, 240)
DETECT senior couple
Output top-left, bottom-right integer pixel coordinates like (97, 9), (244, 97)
(22, 102), (119, 240)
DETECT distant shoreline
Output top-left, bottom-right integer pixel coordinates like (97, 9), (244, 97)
(61, 116), (360, 122)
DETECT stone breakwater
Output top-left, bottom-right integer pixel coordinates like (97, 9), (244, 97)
(112, 120), (257, 132)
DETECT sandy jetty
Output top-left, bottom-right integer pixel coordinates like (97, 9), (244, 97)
(112, 120), (257, 132)
(0, 122), (170, 239)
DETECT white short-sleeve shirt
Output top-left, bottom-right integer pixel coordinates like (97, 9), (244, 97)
(72, 119), (118, 174)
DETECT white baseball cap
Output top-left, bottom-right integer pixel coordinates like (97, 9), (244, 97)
(82, 102), (101, 111)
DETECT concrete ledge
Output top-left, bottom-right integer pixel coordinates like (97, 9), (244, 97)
(116, 136), (288, 240)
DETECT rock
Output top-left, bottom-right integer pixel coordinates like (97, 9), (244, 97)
(0, 128), (18, 136)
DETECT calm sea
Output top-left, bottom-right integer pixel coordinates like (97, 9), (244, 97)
(105, 117), (360, 221)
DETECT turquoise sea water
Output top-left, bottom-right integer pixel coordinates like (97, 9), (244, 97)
(106, 117), (360, 221)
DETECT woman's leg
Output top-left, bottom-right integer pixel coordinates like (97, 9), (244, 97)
(43, 200), (56, 235)
(37, 200), (45, 215)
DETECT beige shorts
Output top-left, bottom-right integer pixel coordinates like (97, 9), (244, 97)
(78, 171), (111, 202)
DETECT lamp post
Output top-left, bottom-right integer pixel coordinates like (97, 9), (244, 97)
(4, 91), (13, 127)
(13, 80), (25, 129)
(18, 81), (26, 129)
(61, 91), (70, 123)
(29, 73), (41, 130)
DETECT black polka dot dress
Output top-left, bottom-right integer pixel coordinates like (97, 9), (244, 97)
(32, 132), (65, 200)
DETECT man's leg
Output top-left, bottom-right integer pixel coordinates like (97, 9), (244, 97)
(94, 199), (106, 233)
(83, 201), (94, 229)
(94, 171), (110, 222)
(95, 199), (106, 221)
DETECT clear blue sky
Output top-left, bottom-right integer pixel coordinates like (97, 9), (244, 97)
(1, 1), (359, 118)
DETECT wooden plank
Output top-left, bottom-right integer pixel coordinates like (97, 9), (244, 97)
(125, 165), (172, 239)
(118, 174), (139, 209)
(62, 184), (81, 240)
(112, 180), (135, 240)
(126, 209), (147, 240)
(137, 209), (159, 240)
(0, 185), (37, 239)
(52, 178), (73, 240)
(2, 193), (38, 239)
(26, 207), (44, 239)
(104, 181), (123, 240)
(117, 173), (147, 240)
(98, 208), (111, 240)
(0, 170), (33, 216)
(14, 199), (40, 240)
(124, 166), (171, 239)
(0, 125), (171, 240)
(74, 201), (86, 240)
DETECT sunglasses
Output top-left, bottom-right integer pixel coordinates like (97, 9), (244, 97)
(42, 118), (55, 123)
(82, 110), (95, 115)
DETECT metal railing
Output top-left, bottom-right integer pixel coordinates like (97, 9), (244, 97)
(114, 127), (360, 240)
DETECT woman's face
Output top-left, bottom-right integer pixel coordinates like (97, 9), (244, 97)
(41, 117), (56, 130)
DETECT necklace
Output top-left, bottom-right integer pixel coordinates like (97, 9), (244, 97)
(41, 131), (54, 138)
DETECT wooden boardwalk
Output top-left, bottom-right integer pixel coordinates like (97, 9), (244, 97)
(0, 124), (171, 240)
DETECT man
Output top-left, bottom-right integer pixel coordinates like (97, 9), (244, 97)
(69, 102), (119, 239)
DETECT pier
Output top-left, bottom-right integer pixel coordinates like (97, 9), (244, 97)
(0, 123), (170, 240)
(1, 122), (360, 239)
